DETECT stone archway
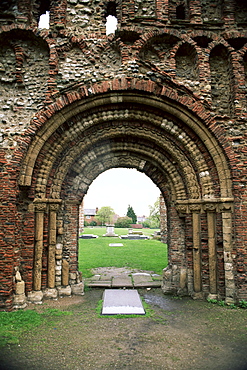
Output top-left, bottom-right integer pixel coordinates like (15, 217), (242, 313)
(18, 87), (234, 304)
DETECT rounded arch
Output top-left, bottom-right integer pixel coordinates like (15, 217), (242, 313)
(19, 88), (232, 200)
(18, 84), (235, 302)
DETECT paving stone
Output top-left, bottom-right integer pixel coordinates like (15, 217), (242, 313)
(90, 274), (101, 281)
(102, 289), (145, 315)
(112, 276), (133, 288)
(132, 274), (153, 285)
(134, 281), (162, 288)
(87, 281), (112, 288)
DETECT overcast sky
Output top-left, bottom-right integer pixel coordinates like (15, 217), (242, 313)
(83, 168), (160, 217)
(39, 13), (117, 34)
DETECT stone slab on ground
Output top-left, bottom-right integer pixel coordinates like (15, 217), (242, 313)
(79, 234), (98, 239)
(87, 281), (112, 288)
(112, 276), (133, 288)
(120, 235), (149, 240)
(134, 281), (162, 288)
(132, 273), (154, 285)
(109, 243), (124, 247)
(90, 274), (101, 281)
(102, 289), (145, 315)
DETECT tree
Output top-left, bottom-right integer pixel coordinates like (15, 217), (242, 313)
(127, 205), (137, 224)
(95, 206), (115, 225)
(115, 216), (132, 228)
(148, 198), (160, 228)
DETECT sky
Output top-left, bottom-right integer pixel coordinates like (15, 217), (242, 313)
(83, 168), (160, 217)
(39, 13), (118, 35)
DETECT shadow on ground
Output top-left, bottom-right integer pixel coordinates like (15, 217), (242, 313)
(1, 288), (247, 370)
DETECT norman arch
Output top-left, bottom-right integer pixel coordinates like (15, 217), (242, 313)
(18, 85), (234, 304)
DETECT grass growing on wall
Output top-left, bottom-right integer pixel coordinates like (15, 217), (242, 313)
(78, 227), (168, 278)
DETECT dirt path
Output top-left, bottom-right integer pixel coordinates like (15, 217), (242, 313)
(1, 288), (247, 370)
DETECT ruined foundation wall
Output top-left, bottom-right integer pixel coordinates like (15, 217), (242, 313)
(0, 0), (247, 309)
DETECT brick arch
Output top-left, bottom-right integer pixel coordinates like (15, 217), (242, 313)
(33, 110), (215, 201)
(17, 86), (235, 303)
(19, 86), (231, 199)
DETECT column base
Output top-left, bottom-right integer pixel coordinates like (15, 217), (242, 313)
(207, 293), (218, 301)
(43, 288), (58, 299)
(192, 291), (204, 300)
(71, 282), (84, 295)
(57, 285), (72, 297)
(27, 290), (43, 304)
(13, 293), (27, 309)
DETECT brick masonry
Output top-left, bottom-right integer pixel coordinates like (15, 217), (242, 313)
(0, 0), (247, 309)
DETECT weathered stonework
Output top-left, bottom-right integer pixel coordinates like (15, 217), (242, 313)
(0, 0), (247, 310)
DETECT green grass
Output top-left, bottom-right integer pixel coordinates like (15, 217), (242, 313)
(0, 308), (72, 347)
(79, 227), (168, 278)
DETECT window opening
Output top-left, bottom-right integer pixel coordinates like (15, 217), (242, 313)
(38, 10), (50, 29)
(106, 15), (118, 35)
(106, 2), (118, 35)
(38, 0), (50, 29)
(176, 4), (186, 20)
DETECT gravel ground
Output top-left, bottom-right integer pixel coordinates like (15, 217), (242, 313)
(1, 288), (247, 370)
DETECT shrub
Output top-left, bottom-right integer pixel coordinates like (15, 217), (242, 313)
(115, 216), (132, 228)
(239, 300), (247, 308)
(143, 221), (151, 228)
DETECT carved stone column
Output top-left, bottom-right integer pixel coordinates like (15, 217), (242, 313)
(204, 203), (217, 297)
(48, 203), (60, 289)
(33, 202), (47, 291)
(189, 204), (202, 293)
(220, 203), (235, 303)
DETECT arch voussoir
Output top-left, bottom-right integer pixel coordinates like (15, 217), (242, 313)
(16, 86), (234, 305)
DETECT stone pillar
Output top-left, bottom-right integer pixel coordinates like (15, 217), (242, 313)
(33, 202), (46, 291)
(62, 259), (70, 286)
(221, 203), (235, 304)
(190, 204), (202, 294)
(205, 204), (217, 297)
(48, 203), (60, 289)
(159, 194), (167, 243)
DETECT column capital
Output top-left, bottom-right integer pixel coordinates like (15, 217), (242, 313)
(219, 202), (233, 213)
(189, 204), (202, 213)
(49, 203), (60, 212)
(34, 202), (47, 212)
(203, 203), (218, 212)
(175, 204), (188, 215)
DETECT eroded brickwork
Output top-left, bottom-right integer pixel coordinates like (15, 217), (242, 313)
(1, 0), (247, 310)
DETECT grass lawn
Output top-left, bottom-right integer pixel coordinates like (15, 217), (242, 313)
(78, 227), (168, 277)
(0, 308), (71, 346)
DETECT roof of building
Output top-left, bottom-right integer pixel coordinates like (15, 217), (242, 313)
(84, 209), (97, 216)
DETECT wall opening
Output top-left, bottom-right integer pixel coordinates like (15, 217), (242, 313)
(38, 11), (50, 29)
(176, 4), (186, 20)
(38, 0), (50, 29)
(78, 168), (167, 280)
(105, 2), (118, 35)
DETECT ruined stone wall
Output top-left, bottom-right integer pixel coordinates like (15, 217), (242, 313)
(1, 0), (247, 309)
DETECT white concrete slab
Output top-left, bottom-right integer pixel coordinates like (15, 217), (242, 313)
(109, 243), (124, 247)
(102, 289), (145, 315)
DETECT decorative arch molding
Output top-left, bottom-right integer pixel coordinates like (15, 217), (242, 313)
(34, 113), (212, 201)
(19, 86), (232, 200)
(17, 84), (235, 304)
